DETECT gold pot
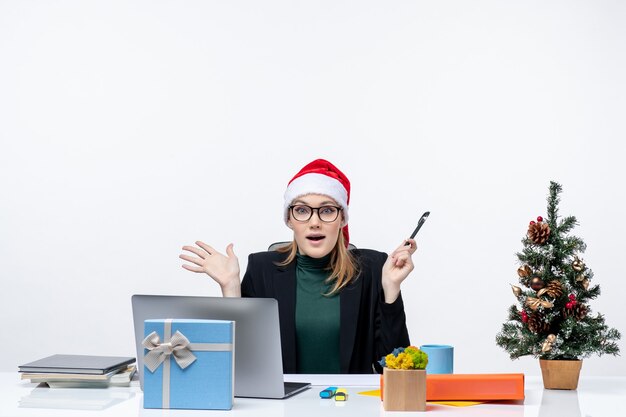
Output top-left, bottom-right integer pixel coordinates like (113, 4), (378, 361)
(539, 359), (583, 390)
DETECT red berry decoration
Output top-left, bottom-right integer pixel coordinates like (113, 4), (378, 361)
(530, 220), (536, 225)
(537, 216), (543, 222)
(566, 302), (573, 309)
(521, 311), (528, 323)
(569, 294), (576, 301)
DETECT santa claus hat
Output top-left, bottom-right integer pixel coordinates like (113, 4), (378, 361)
(284, 159), (351, 245)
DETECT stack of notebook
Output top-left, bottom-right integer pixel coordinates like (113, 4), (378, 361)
(19, 354), (136, 388)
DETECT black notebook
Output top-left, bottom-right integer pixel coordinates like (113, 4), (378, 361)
(18, 354), (136, 375)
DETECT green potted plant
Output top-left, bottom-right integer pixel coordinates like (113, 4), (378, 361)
(496, 182), (621, 389)
(379, 346), (428, 411)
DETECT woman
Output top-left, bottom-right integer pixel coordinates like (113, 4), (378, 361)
(180, 159), (416, 373)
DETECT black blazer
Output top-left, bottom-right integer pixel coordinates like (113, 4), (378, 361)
(241, 249), (411, 373)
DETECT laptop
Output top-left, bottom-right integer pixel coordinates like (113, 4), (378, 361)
(131, 294), (310, 399)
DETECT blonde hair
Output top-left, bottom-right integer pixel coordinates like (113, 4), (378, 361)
(276, 231), (359, 295)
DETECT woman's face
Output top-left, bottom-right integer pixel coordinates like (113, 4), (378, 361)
(287, 193), (343, 258)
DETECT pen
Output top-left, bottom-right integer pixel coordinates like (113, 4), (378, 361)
(405, 211), (430, 246)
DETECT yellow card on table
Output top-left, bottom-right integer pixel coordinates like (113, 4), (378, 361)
(357, 389), (380, 397)
(356, 390), (485, 407)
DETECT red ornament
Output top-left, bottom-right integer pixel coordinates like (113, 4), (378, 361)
(566, 302), (573, 309)
(521, 311), (528, 323)
(537, 216), (543, 222)
(569, 294), (576, 301)
(530, 220), (536, 225)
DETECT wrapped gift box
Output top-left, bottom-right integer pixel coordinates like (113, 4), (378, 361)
(143, 319), (234, 410)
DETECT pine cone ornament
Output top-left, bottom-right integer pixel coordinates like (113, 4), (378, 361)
(527, 312), (550, 334)
(528, 220), (551, 245)
(563, 303), (588, 320)
(543, 281), (564, 298)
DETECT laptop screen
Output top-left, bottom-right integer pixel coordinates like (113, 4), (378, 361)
(131, 295), (289, 398)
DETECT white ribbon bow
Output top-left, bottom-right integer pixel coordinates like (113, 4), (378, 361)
(142, 330), (197, 373)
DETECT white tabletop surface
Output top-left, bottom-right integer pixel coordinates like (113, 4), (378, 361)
(0, 372), (624, 417)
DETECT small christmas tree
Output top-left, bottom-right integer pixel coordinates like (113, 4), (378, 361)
(496, 182), (620, 360)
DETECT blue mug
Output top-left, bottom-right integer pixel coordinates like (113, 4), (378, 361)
(420, 344), (454, 374)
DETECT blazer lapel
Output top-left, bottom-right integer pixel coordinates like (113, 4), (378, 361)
(272, 260), (297, 373)
(339, 272), (363, 373)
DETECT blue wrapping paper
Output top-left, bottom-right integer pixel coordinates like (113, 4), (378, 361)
(143, 319), (234, 410)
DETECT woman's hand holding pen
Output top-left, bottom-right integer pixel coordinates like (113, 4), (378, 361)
(180, 241), (241, 297)
(381, 239), (417, 304)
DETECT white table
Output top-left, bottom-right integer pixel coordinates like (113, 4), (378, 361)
(0, 372), (623, 417)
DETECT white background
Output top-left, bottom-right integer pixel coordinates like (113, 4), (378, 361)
(1, 0), (624, 376)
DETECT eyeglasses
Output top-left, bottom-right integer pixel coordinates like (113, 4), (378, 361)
(289, 205), (342, 223)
